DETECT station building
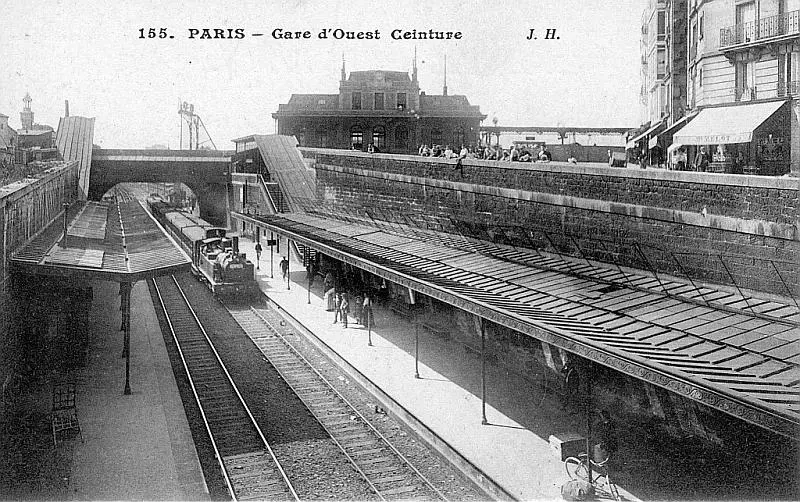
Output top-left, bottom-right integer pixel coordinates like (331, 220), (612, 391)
(271, 61), (486, 154)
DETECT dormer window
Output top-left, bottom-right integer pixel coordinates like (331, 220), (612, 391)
(397, 92), (407, 110)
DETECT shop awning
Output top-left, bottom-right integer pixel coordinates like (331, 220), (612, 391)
(673, 101), (786, 145)
(626, 119), (666, 149)
(667, 142), (683, 155)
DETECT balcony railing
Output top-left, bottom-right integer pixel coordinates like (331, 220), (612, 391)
(720, 9), (800, 48)
(777, 80), (800, 97)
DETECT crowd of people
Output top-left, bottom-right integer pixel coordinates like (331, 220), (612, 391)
(320, 268), (384, 330)
(417, 143), (553, 163)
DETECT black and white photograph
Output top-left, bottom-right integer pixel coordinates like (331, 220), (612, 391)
(0, 0), (798, 500)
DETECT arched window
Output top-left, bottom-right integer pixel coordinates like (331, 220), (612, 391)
(454, 126), (466, 148)
(372, 125), (386, 150)
(293, 127), (306, 146)
(395, 127), (408, 151)
(350, 127), (364, 150)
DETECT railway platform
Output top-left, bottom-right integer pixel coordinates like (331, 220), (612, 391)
(64, 280), (209, 500)
(242, 239), (627, 501)
(0, 280), (209, 500)
(240, 237), (798, 501)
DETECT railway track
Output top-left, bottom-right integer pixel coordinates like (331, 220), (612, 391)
(225, 302), (448, 501)
(152, 275), (298, 501)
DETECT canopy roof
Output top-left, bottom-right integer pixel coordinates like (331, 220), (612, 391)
(674, 101), (786, 145)
(235, 210), (800, 440)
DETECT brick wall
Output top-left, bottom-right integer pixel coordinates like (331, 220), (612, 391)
(306, 148), (799, 298)
(0, 161), (79, 411)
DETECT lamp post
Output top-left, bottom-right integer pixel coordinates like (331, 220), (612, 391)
(366, 295), (373, 347)
(481, 317), (487, 425)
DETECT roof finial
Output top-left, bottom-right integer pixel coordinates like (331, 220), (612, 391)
(443, 54), (448, 96)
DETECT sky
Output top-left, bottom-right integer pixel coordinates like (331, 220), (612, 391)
(1, 0), (644, 149)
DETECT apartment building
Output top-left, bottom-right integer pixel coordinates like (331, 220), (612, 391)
(677, 0), (799, 175)
(632, 0), (689, 162)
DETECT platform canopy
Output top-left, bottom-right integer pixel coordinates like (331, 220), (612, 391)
(674, 101), (785, 145)
(11, 200), (191, 282)
(235, 210), (800, 440)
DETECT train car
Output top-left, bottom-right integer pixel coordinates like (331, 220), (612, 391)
(147, 195), (259, 298)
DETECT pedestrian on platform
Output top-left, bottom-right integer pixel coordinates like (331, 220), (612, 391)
(306, 261), (317, 288)
(352, 292), (364, 325)
(324, 287), (336, 312)
(339, 293), (350, 328)
(323, 272), (336, 311)
(333, 293), (343, 324)
(255, 242), (262, 269)
(363, 293), (374, 328)
(279, 256), (289, 280)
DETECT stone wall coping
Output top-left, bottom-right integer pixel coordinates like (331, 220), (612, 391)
(0, 160), (79, 207)
(301, 148), (800, 191)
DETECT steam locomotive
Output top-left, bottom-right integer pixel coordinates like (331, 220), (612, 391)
(147, 196), (258, 298)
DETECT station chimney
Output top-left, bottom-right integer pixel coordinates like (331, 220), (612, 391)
(443, 55), (448, 96)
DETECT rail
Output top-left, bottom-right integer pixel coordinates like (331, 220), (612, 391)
(237, 304), (448, 501)
(152, 276), (299, 501)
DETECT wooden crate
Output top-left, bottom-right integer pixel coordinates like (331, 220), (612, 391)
(549, 432), (586, 461)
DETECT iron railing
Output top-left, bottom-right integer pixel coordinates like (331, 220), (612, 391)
(720, 9), (800, 47)
(777, 80), (800, 97)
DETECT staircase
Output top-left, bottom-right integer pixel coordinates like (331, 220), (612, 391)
(295, 242), (318, 268)
(262, 180), (289, 213)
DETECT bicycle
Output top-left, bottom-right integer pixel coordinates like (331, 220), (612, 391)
(564, 450), (620, 501)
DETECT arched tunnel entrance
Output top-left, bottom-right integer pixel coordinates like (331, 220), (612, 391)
(102, 182), (202, 216)
(89, 149), (232, 227)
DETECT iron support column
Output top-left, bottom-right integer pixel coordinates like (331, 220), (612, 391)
(121, 282), (132, 396)
(414, 316), (420, 379)
(481, 317), (487, 425)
